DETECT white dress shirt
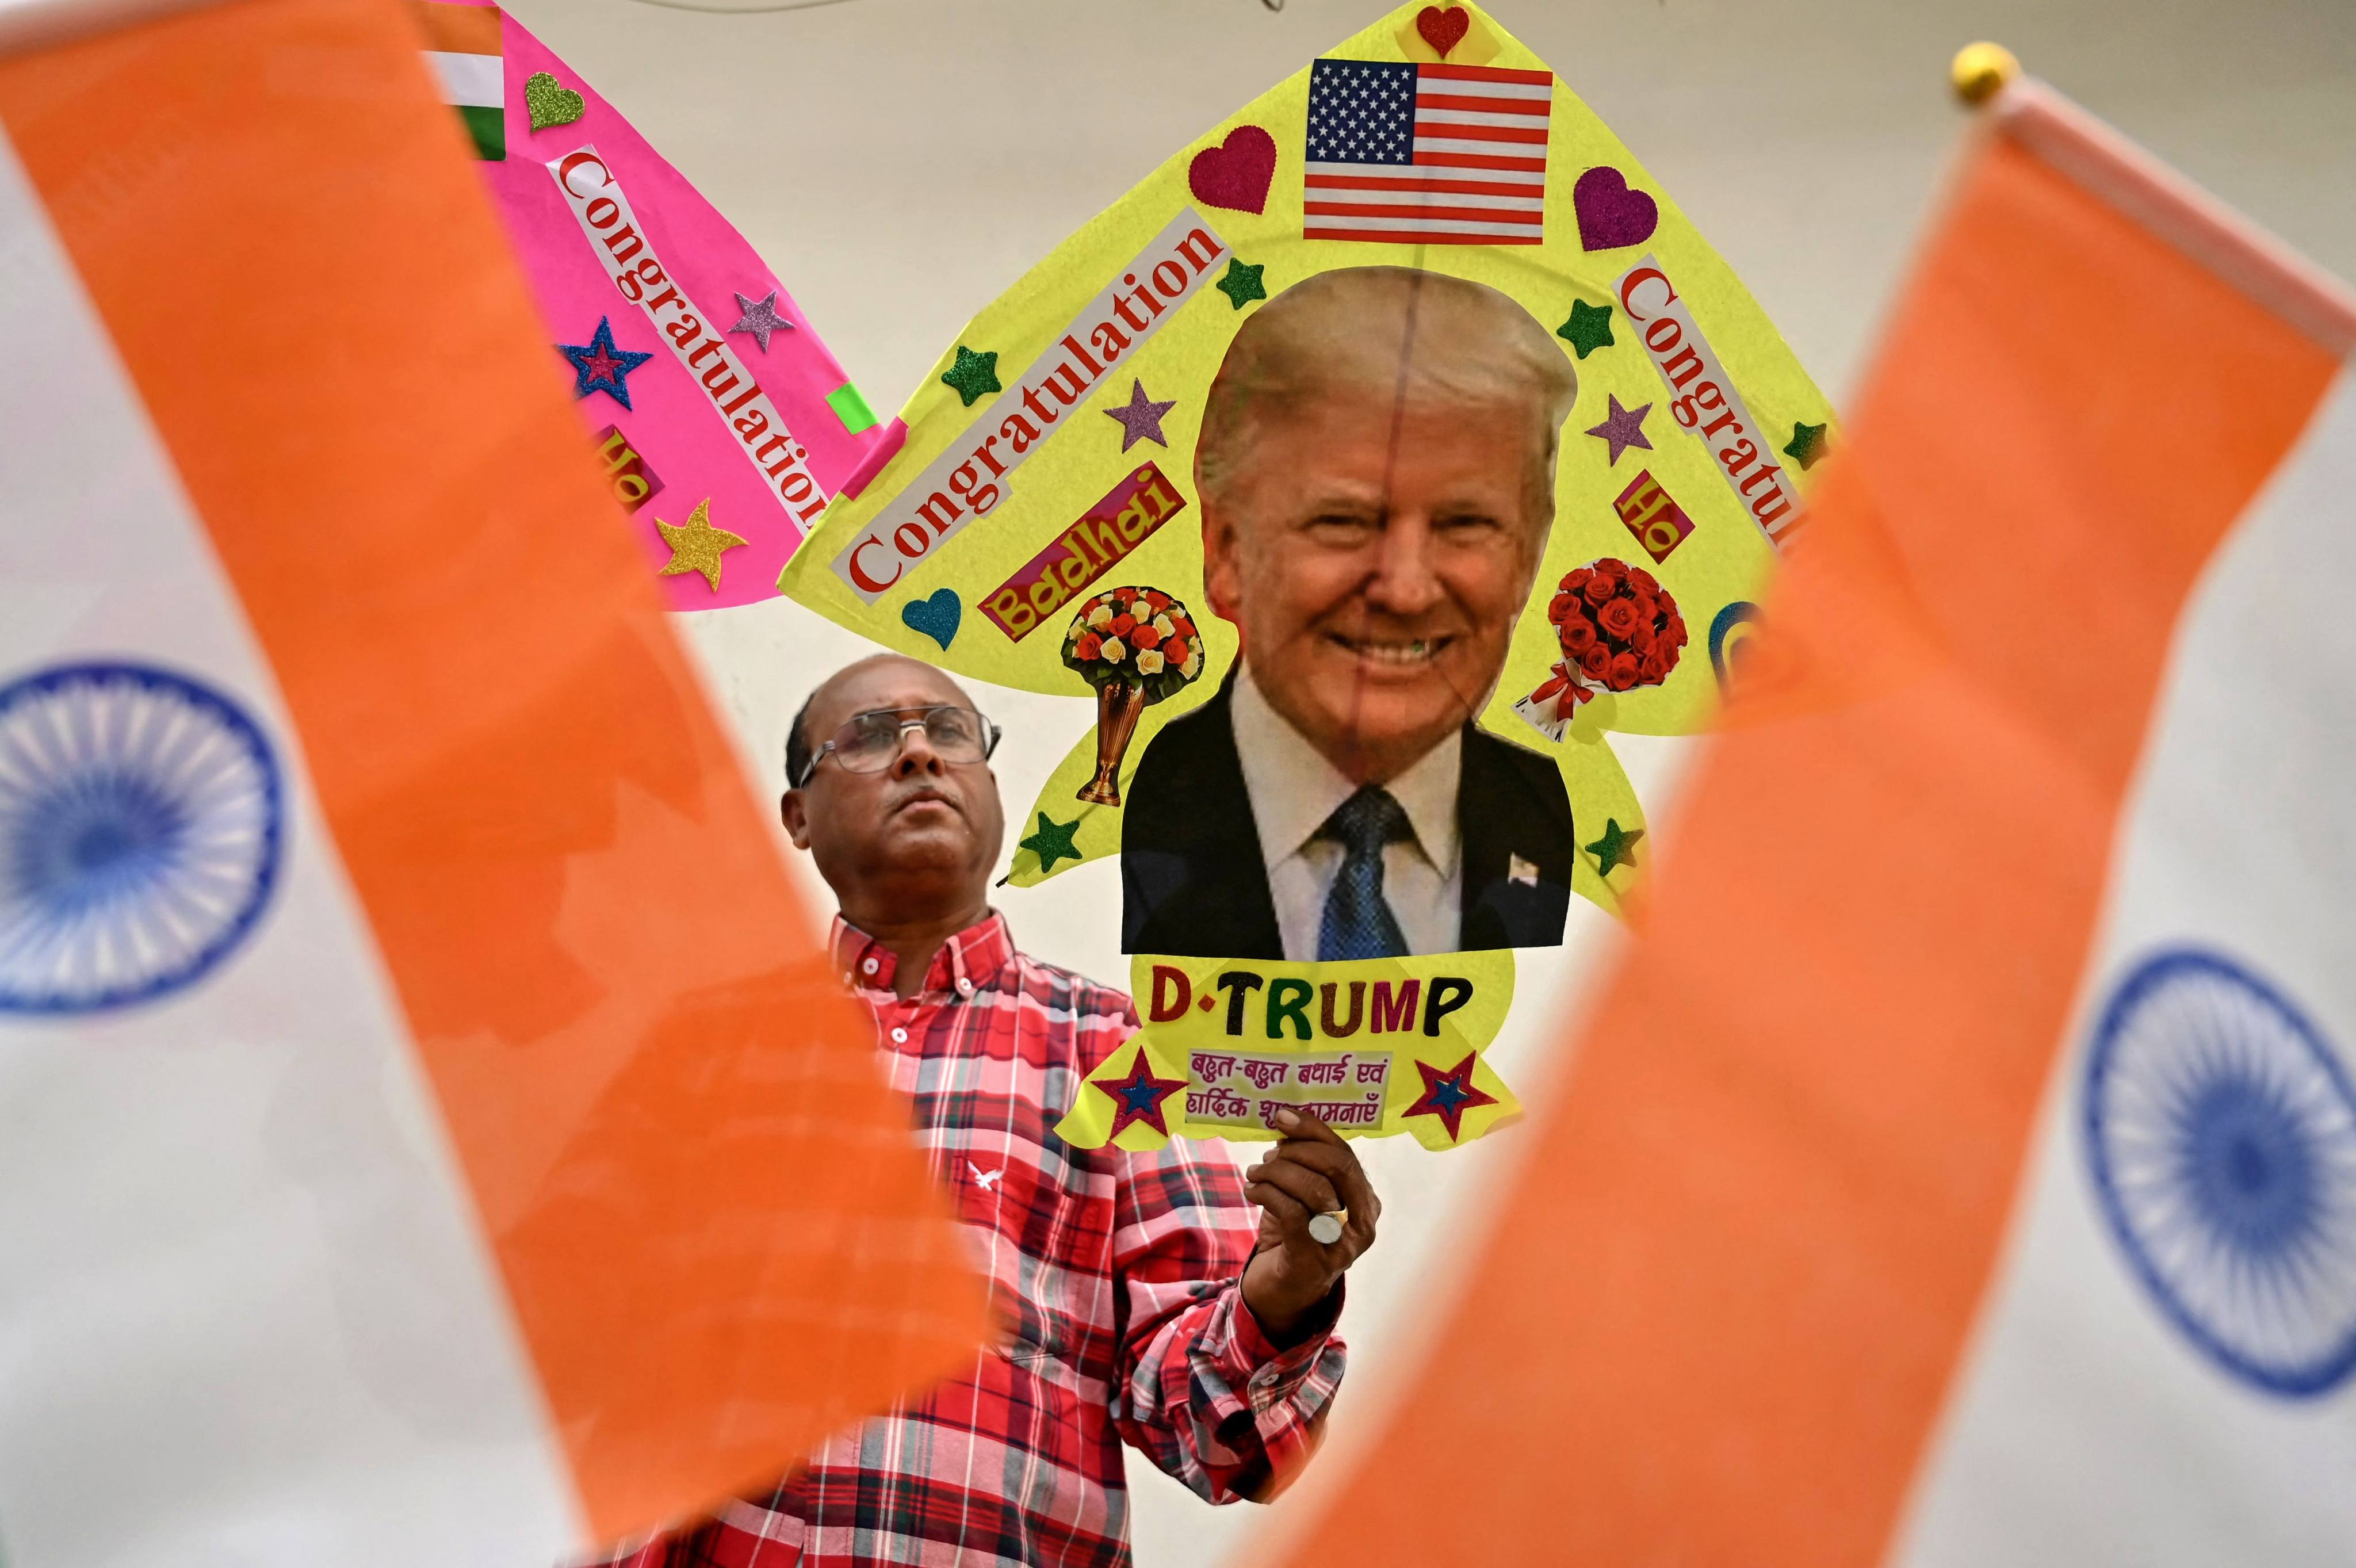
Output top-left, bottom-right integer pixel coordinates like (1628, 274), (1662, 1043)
(1229, 662), (1463, 961)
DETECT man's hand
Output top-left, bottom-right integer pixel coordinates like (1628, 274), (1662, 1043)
(1239, 1108), (1380, 1345)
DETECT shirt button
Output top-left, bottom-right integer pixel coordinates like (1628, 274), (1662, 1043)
(862, 957), (879, 976)
(955, 978), (974, 997)
(891, 1027), (908, 1043)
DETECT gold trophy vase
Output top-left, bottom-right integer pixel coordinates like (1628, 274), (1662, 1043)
(1077, 680), (1149, 805)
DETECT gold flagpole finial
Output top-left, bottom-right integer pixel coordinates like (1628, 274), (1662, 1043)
(1951, 41), (2021, 106)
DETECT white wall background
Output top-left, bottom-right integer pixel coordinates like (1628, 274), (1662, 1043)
(494, 2), (2356, 1561)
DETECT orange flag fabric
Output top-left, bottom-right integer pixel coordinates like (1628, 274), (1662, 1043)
(0, 1), (984, 1562)
(1262, 81), (2356, 1567)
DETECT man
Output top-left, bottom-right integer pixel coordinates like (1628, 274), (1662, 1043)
(600, 653), (1375, 1568)
(1122, 266), (1580, 962)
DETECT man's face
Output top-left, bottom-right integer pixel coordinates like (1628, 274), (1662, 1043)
(1203, 383), (1548, 783)
(781, 658), (1004, 912)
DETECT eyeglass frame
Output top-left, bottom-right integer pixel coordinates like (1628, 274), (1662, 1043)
(790, 704), (1003, 789)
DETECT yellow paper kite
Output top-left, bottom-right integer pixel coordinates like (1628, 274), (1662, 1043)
(781, 2), (1831, 1145)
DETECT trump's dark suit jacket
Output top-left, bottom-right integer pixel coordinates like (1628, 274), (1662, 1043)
(1120, 674), (1575, 958)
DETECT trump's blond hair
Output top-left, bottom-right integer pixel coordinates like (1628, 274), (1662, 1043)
(1195, 266), (1577, 530)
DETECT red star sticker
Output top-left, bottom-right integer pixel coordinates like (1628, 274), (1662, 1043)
(1095, 1046), (1188, 1139)
(1402, 1051), (1499, 1144)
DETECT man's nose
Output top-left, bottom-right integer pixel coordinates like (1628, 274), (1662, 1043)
(891, 721), (948, 776)
(1361, 514), (1444, 617)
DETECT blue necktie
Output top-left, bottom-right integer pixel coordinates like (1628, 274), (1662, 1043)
(1317, 786), (1413, 961)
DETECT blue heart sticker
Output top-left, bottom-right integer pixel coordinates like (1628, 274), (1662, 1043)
(901, 588), (962, 651)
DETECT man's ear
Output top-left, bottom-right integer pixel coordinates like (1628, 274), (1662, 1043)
(1200, 505), (1245, 626)
(779, 787), (813, 850)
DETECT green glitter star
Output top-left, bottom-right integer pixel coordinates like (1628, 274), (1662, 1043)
(1585, 818), (1645, 878)
(1215, 258), (1267, 310)
(1783, 420), (1830, 470)
(1020, 811), (1084, 874)
(1556, 299), (1615, 358)
(940, 345), (1001, 407)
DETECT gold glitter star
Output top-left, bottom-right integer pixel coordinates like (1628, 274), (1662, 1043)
(653, 498), (747, 591)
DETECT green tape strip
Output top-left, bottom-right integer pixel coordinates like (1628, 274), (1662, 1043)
(827, 382), (879, 435)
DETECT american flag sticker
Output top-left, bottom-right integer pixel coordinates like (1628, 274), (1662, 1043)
(1303, 58), (1553, 246)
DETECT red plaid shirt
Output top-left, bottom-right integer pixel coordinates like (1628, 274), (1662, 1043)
(594, 912), (1347, 1568)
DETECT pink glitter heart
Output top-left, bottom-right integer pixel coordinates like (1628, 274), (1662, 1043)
(1188, 126), (1277, 216)
(1574, 166), (1659, 252)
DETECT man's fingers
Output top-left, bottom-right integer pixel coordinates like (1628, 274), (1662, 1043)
(1246, 1156), (1343, 1220)
(1263, 1137), (1351, 1177)
(1271, 1107), (1348, 1148)
(1251, 1152), (1345, 1214)
(1330, 1146), (1380, 1227)
(1264, 1134), (1379, 1229)
(1254, 1112), (1382, 1252)
(1263, 1138), (1366, 1196)
(1245, 1176), (1313, 1229)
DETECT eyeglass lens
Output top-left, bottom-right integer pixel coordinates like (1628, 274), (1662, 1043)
(832, 707), (992, 772)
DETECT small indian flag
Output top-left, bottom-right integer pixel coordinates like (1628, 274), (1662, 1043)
(0, 1), (986, 1562)
(412, 0), (503, 159)
(1264, 70), (2356, 1568)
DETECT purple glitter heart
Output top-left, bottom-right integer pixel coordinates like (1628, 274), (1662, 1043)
(1574, 166), (1659, 252)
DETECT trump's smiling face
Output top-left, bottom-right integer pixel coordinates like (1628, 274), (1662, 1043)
(1196, 267), (1572, 787)
(1203, 387), (1548, 786)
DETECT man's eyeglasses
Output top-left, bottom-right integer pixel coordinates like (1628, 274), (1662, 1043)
(792, 705), (1001, 787)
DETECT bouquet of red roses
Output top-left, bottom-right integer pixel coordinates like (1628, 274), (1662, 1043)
(1062, 586), (1206, 805)
(1516, 558), (1686, 740)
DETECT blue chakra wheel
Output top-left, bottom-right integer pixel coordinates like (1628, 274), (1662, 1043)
(2083, 948), (2356, 1397)
(0, 661), (284, 1015)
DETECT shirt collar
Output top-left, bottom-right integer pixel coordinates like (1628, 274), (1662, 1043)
(829, 909), (1014, 1000)
(1230, 660), (1462, 875)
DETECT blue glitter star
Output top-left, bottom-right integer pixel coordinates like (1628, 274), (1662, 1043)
(558, 317), (655, 411)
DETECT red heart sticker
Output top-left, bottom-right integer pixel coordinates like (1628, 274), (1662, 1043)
(1416, 5), (1469, 58)
(1573, 166), (1659, 251)
(1188, 125), (1277, 216)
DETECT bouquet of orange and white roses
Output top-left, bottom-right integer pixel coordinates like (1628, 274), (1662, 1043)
(1062, 586), (1206, 703)
(1062, 586), (1207, 806)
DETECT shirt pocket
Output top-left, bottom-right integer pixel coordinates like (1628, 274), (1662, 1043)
(951, 1127), (1112, 1371)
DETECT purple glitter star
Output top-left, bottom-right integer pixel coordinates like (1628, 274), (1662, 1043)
(1103, 378), (1177, 452)
(1584, 393), (1654, 466)
(727, 290), (794, 353)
